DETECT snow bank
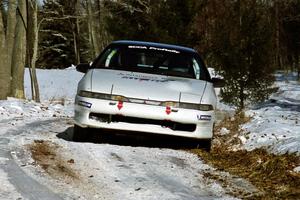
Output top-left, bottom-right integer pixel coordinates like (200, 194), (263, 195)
(240, 72), (300, 155)
(24, 66), (83, 101)
(0, 98), (74, 121)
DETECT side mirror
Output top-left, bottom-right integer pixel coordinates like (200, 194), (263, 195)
(211, 78), (225, 88)
(76, 63), (90, 73)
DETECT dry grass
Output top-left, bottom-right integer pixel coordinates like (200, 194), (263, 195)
(213, 111), (251, 150)
(192, 148), (300, 199)
(29, 140), (78, 180)
(49, 97), (66, 106)
(190, 112), (300, 199)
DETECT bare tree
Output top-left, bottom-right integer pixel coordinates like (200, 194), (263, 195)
(87, 0), (100, 57)
(6, 0), (17, 92)
(11, 0), (27, 98)
(27, 0), (40, 102)
(0, 0), (18, 99)
(73, 0), (81, 64)
(0, 6), (10, 99)
(84, 0), (111, 58)
(0, 0), (40, 101)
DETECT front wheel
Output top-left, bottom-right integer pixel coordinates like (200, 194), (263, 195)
(73, 124), (89, 142)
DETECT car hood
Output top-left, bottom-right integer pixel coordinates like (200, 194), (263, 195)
(90, 69), (207, 103)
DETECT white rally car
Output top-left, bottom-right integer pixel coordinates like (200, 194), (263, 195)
(74, 40), (223, 150)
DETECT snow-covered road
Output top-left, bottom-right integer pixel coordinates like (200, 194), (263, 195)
(0, 118), (63, 200)
(0, 115), (260, 200)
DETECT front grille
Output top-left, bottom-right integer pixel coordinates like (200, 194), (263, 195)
(89, 113), (196, 132)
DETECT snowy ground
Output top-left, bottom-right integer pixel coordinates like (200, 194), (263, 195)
(24, 66), (83, 101)
(0, 67), (299, 199)
(209, 68), (300, 155)
(239, 72), (300, 155)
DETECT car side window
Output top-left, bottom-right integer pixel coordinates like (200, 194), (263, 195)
(192, 58), (200, 79)
(96, 48), (112, 67)
(195, 57), (211, 81)
(104, 49), (118, 67)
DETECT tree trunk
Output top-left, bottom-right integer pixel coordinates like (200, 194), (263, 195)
(97, 0), (101, 25)
(87, 0), (100, 57)
(6, 0), (17, 96)
(72, 30), (80, 64)
(27, 0), (35, 100)
(239, 83), (245, 111)
(0, 9), (10, 99)
(28, 0), (40, 102)
(11, 0), (27, 99)
(275, 0), (281, 70)
(96, 0), (103, 49)
(73, 0), (80, 64)
(96, 0), (111, 51)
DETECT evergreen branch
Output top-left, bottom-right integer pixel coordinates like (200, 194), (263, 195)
(38, 15), (86, 32)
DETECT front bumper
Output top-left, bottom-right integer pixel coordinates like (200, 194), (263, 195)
(74, 96), (214, 139)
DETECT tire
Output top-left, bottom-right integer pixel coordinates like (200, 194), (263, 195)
(194, 139), (212, 152)
(73, 124), (89, 142)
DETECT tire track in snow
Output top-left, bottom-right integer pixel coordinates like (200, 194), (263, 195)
(0, 119), (63, 200)
(1, 118), (255, 200)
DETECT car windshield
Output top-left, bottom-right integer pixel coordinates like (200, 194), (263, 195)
(93, 46), (204, 79)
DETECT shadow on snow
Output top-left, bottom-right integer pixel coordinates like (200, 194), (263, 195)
(252, 99), (300, 112)
(57, 126), (207, 149)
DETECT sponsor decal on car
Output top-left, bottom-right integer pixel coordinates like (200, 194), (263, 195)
(166, 106), (171, 115)
(78, 101), (92, 108)
(117, 101), (123, 110)
(197, 115), (212, 121)
(128, 45), (147, 49)
(118, 73), (175, 83)
(128, 45), (180, 54)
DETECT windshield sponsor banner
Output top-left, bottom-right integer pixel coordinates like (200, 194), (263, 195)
(128, 45), (180, 54)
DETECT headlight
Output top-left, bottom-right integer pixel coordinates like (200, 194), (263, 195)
(198, 104), (214, 111)
(178, 102), (199, 110)
(161, 101), (213, 111)
(78, 91), (111, 99)
(78, 91), (128, 101)
(179, 103), (213, 111)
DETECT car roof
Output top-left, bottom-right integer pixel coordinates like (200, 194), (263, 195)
(111, 40), (197, 54)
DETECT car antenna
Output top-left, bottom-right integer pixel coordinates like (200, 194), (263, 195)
(179, 92), (181, 103)
(110, 84), (114, 97)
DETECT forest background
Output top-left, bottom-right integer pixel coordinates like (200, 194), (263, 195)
(0, 0), (299, 109)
